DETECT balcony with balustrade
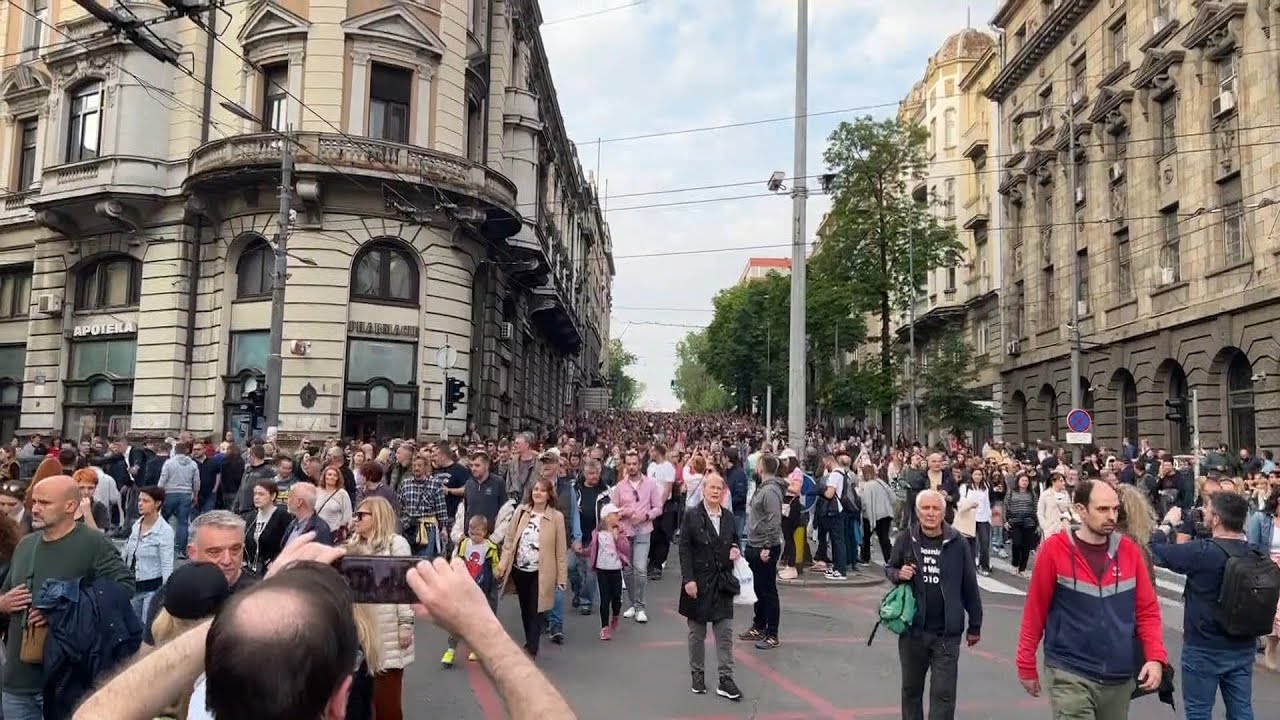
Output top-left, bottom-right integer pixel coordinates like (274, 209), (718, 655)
(185, 132), (521, 240)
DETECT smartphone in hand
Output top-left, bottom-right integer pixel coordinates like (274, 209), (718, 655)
(337, 555), (420, 604)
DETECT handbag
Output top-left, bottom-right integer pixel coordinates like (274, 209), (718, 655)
(19, 623), (45, 664)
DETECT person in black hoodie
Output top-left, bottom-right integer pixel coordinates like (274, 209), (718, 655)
(885, 489), (983, 720)
(140, 441), (170, 488)
(724, 447), (748, 548)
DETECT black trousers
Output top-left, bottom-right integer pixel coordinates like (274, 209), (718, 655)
(511, 569), (545, 656)
(746, 544), (781, 636)
(649, 504), (677, 571)
(597, 568), (623, 627)
(861, 516), (893, 564)
(817, 513), (847, 573)
(899, 631), (961, 720)
(1009, 524), (1037, 572)
(780, 505), (804, 566)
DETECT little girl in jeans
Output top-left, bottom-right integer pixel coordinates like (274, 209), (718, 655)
(589, 504), (631, 640)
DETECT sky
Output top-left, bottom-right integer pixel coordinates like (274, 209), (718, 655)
(538, 0), (1001, 410)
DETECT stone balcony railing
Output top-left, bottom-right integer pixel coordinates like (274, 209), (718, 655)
(34, 155), (173, 205)
(187, 132), (519, 213)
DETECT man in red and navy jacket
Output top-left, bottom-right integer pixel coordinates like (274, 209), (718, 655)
(1016, 479), (1167, 717)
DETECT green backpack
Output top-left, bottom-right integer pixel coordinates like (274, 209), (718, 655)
(867, 581), (917, 645)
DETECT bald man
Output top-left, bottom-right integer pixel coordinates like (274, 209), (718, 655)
(0, 475), (134, 717)
(284, 482), (332, 546)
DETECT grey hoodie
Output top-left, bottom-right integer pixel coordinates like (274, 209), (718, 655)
(747, 476), (786, 548)
(158, 454), (200, 497)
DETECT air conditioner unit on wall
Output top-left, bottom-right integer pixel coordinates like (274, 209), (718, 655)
(1108, 162), (1125, 183)
(1211, 91), (1236, 118)
(499, 321), (514, 340)
(1006, 339), (1022, 355)
(33, 293), (61, 317)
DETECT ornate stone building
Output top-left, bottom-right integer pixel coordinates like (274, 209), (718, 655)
(0, 0), (612, 444)
(989, 0), (1280, 452)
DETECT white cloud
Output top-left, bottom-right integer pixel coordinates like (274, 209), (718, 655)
(538, 0), (998, 410)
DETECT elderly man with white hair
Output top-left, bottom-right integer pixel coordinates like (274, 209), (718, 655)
(884, 489), (983, 720)
(283, 482), (332, 546)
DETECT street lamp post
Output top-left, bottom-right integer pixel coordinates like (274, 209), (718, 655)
(786, 0), (809, 454)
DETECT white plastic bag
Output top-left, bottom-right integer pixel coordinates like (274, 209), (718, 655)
(733, 556), (756, 606)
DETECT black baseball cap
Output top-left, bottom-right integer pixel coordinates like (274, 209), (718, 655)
(163, 562), (232, 620)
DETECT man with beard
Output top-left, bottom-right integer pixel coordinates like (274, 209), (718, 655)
(1016, 480), (1167, 718)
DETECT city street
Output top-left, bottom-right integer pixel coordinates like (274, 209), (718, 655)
(403, 566), (1280, 719)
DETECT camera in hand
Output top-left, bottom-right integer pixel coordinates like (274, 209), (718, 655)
(337, 555), (419, 604)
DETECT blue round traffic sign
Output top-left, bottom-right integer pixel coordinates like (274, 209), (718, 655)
(1067, 408), (1092, 433)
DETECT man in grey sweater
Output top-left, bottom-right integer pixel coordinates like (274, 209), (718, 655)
(158, 442), (200, 556)
(740, 453), (786, 650)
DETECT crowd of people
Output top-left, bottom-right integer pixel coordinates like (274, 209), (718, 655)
(0, 412), (1271, 718)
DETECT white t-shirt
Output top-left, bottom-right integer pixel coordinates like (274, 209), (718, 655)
(187, 674), (214, 720)
(647, 461), (676, 494)
(596, 530), (623, 570)
(824, 469), (846, 501)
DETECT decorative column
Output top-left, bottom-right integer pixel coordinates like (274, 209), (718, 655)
(415, 61), (434, 147)
(30, 101), (50, 189)
(348, 51), (370, 136)
(239, 61), (255, 133)
(287, 50), (305, 128)
(0, 115), (14, 192)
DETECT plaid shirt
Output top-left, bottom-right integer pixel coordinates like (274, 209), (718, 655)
(397, 473), (448, 527)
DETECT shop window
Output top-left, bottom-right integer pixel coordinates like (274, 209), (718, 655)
(343, 338), (417, 440)
(15, 118), (37, 190)
(236, 237), (273, 299)
(69, 338), (136, 381)
(351, 241), (418, 304)
(0, 266), (30, 319)
(368, 63), (411, 143)
(66, 80), (103, 163)
(77, 255), (140, 310)
(64, 337), (135, 442)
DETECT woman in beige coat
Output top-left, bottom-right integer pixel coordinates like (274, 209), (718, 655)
(497, 476), (567, 658)
(345, 496), (414, 720)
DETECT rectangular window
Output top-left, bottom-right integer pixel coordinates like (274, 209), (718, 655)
(1117, 231), (1133, 300)
(1158, 97), (1177, 155)
(944, 108), (956, 148)
(466, 97), (483, 161)
(1070, 54), (1087, 105)
(1222, 177), (1245, 264)
(1038, 85), (1052, 133)
(1041, 267), (1056, 324)
(229, 331), (269, 374)
(975, 316), (989, 355)
(1013, 24), (1027, 53)
(1156, 0), (1173, 22)
(346, 339), (415, 384)
(1111, 19), (1127, 70)
(22, 0), (49, 56)
(1076, 249), (1089, 315)
(1160, 206), (1181, 283)
(0, 267), (30, 319)
(70, 338), (136, 381)
(368, 63), (412, 144)
(1218, 53), (1238, 97)
(929, 119), (936, 154)
(16, 119), (37, 190)
(66, 82), (103, 163)
(1014, 281), (1026, 337)
(261, 64), (288, 132)
(945, 265), (957, 293)
(944, 178), (956, 218)
(975, 228), (990, 291)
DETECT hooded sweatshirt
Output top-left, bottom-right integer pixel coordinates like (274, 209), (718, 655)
(158, 454), (200, 497)
(747, 476), (786, 548)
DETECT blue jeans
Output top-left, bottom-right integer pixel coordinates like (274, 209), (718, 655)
(844, 511), (860, 566)
(2, 692), (43, 720)
(549, 585), (564, 632)
(162, 492), (193, 554)
(1181, 644), (1254, 720)
(131, 590), (157, 626)
(570, 551), (597, 609)
(412, 524), (441, 560)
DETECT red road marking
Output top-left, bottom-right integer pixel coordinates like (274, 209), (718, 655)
(667, 698), (1048, 720)
(463, 652), (506, 720)
(639, 635), (867, 649)
(733, 650), (844, 718)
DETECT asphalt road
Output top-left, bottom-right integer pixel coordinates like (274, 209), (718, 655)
(402, 563), (1280, 719)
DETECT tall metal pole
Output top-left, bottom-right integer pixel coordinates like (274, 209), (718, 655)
(1067, 111), (1081, 473)
(787, 0), (809, 453)
(1190, 388), (1202, 459)
(907, 236), (918, 441)
(264, 126), (293, 437)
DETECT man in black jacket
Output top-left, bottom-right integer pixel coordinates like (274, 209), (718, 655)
(885, 489), (983, 720)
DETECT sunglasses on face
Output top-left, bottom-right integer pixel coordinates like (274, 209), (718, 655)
(354, 511), (372, 519)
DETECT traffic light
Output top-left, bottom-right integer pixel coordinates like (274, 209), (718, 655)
(1164, 396), (1186, 423)
(444, 377), (466, 415)
(240, 387), (266, 418)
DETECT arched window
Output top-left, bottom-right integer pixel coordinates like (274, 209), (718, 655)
(1118, 371), (1139, 444)
(1227, 353), (1256, 452)
(77, 255), (140, 310)
(1165, 362), (1191, 453)
(66, 80), (103, 163)
(1011, 391), (1029, 442)
(351, 241), (417, 304)
(236, 237), (273, 299)
(1038, 384), (1058, 440)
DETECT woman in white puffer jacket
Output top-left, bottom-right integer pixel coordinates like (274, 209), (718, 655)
(346, 496), (415, 720)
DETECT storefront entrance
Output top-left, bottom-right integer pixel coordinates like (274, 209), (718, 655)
(63, 328), (136, 441)
(342, 334), (419, 443)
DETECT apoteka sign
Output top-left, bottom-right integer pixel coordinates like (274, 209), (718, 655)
(72, 321), (137, 338)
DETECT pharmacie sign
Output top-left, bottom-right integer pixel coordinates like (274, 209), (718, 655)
(347, 321), (419, 338)
(72, 321), (137, 338)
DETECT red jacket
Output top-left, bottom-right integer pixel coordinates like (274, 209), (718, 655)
(1016, 530), (1167, 684)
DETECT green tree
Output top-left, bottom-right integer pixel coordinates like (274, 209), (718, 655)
(920, 334), (996, 436)
(822, 359), (897, 420)
(813, 117), (965, 426)
(606, 338), (644, 409)
(672, 330), (733, 413)
(701, 271), (789, 413)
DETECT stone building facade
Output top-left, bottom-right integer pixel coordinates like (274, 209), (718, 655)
(989, 0), (1280, 452)
(896, 28), (1004, 443)
(0, 0), (612, 445)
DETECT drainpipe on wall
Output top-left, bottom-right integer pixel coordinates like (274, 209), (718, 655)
(178, 216), (204, 435)
(480, 0), (496, 165)
(200, 9), (217, 144)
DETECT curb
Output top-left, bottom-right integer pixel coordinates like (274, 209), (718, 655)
(778, 571), (884, 588)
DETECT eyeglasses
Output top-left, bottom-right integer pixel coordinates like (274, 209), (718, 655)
(354, 511), (372, 519)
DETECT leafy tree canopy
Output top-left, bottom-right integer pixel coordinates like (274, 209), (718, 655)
(606, 338), (644, 409)
(672, 330), (733, 413)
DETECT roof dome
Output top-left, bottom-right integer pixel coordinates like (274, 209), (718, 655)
(933, 28), (995, 63)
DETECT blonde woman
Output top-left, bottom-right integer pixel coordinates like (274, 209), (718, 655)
(345, 496), (414, 720)
(1114, 483), (1158, 580)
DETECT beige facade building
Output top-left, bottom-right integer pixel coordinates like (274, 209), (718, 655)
(896, 28), (1003, 442)
(737, 256), (790, 285)
(0, 0), (612, 445)
(989, 0), (1280, 452)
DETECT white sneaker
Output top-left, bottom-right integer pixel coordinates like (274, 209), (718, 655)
(623, 606), (637, 619)
(635, 609), (649, 623)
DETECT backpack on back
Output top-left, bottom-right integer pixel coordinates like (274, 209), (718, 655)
(867, 582), (916, 645)
(1211, 539), (1280, 638)
(838, 470), (861, 515)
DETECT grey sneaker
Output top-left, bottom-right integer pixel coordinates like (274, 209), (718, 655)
(691, 671), (707, 694)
